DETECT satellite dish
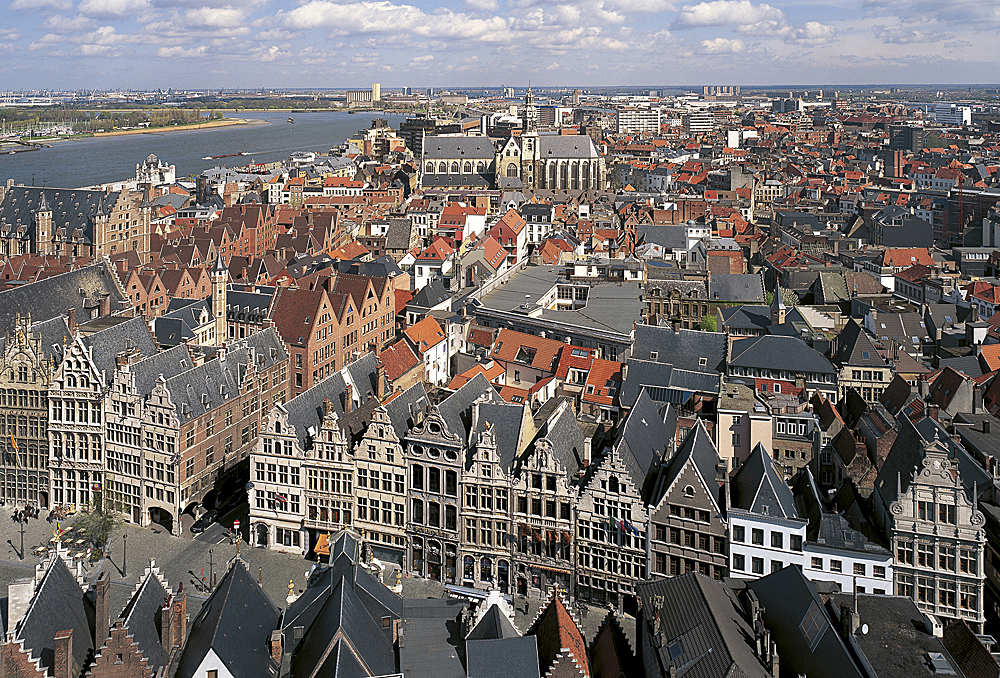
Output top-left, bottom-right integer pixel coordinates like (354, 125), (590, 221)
(861, 624), (869, 635)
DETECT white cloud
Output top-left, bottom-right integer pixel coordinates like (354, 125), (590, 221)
(606, 0), (674, 11)
(183, 6), (248, 27)
(41, 14), (98, 33)
(673, 0), (783, 28)
(156, 44), (207, 57)
(411, 53), (434, 62)
(873, 24), (951, 43)
(78, 0), (151, 16)
(10, 0), (72, 10)
(545, 61), (560, 69)
(463, 0), (498, 10)
(283, 1), (512, 42)
(698, 36), (745, 52)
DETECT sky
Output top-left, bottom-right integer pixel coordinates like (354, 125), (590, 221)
(1, 0), (999, 89)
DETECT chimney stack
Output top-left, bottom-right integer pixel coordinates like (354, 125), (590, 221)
(161, 591), (187, 651)
(100, 294), (111, 318)
(583, 438), (592, 467)
(376, 359), (387, 400)
(53, 629), (73, 678)
(345, 383), (354, 414)
(67, 308), (77, 335)
(95, 571), (110, 649)
(270, 630), (283, 663)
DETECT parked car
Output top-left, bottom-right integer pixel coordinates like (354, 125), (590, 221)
(189, 509), (219, 535)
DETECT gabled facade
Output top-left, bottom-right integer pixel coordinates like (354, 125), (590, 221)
(354, 405), (408, 565)
(873, 414), (988, 631)
(647, 420), (729, 580)
(405, 406), (463, 583)
(575, 443), (648, 611)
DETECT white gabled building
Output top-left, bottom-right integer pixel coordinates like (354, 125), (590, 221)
(729, 444), (892, 593)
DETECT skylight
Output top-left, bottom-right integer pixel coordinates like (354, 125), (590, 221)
(799, 601), (827, 651)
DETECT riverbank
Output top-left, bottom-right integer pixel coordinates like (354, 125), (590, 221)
(90, 117), (260, 138)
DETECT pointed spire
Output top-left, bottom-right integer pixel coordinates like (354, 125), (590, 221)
(37, 190), (50, 212)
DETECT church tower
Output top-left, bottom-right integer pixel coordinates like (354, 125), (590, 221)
(211, 254), (228, 345)
(770, 283), (786, 326)
(522, 84), (538, 134)
(34, 191), (53, 255)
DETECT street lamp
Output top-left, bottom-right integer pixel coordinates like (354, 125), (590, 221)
(19, 507), (24, 561)
(122, 533), (127, 577)
(209, 548), (214, 591)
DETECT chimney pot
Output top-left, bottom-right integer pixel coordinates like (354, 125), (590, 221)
(95, 571), (110, 648)
(53, 629), (73, 678)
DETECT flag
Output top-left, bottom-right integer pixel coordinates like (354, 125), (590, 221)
(9, 432), (17, 451)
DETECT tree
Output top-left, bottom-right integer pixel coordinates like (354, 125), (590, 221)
(75, 507), (123, 559)
(699, 314), (717, 332)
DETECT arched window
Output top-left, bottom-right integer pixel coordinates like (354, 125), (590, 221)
(463, 161), (472, 173)
(684, 484), (695, 497)
(476, 161), (486, 172)
(438, 162), (447, 173)
(609, 476), (619, 493)
(274, 421), (282, 434)
(451, 162), (460, 173)
(425, 162), (435, 174)
(507, 164), (519, 177)
(481, 557), (492, 581)
(464, 555), (475, 580)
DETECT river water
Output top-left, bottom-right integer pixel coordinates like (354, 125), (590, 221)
(0, 110), (385, 189)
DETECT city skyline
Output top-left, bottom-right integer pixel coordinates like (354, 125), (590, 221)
(1, 0), (998, 89)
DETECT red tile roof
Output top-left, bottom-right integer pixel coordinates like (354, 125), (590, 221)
(378, 340), (421, 381)
(404, 316), (446, 353)
(490, 328), (565, 372)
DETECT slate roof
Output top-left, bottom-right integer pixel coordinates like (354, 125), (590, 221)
(81, 315), (158, 384)
(175, 560), (281, 678)
(466, 604), (521, 641)
(636, 224), (687, 249)
(620, 359), (722, 409)
(537, 134), (601, 159)
(746, 566), (863, 678)
(467, 636), (541, 678)
(729, 335), (836, 375)
(875, 413), (990, 506)
(437, 373), (502, 441)
(718, 304), (771, 331)
(0, 260), (130, 336)
(832, 319), (887, 368)
(14, 556), (94, 675)
(942, 620), (999, 678)
(636, 572), (771, 678)
(400, 598), (470, 678)
(382, 382), (430, 436)
(471, 400), (529, 470)
(423, 135), (497, 159)
(534, 398), (588, 476)
(829, 593), (963, 678)
(655, 419), (723, 514)
(132, 344), (195, 399)
(708, 273), (765, 303)
(289, 578), (396, 678)
(730, 443), (799, 518)
(0, 185), (118, 245)
(409, 278), (452, 309)
(632, 325), (727, 374)
(283, 371), (348, 451)
(118, 570), (171, 672)
(616, 391), (676, 498)
(0, 316), (71, 366)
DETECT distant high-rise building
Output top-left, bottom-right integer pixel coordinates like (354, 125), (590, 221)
(572, 89), (580, 105)
(617, 107), (661, 134)
(682, 111), (714, 134)
(702, 85), (740, 97)
(403, 86), (413, 96)
(888, 124), (925, 153)
(934, 104), (971, 126)
(372, 83), (380, 102)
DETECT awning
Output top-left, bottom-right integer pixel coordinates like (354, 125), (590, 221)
(314, 533), (331, 556)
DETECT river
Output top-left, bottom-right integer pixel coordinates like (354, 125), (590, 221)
(0, 110), (387, 189)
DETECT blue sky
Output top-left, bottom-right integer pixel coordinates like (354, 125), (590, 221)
(1, 0), (998, 89)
